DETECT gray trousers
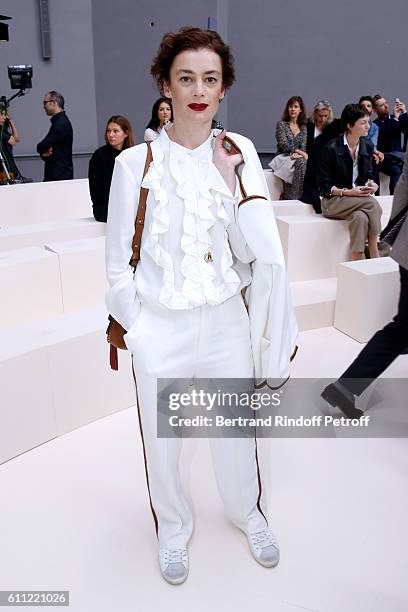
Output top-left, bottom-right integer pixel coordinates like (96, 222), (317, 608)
(321, 195), (382, 253)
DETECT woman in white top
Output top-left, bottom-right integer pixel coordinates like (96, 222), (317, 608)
(144, 96), (173, 142)
(106, 26), (297, 585)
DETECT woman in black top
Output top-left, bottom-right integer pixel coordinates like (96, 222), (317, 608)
(300, 100), (342, 213)
(88, 115), (135, 222)
(316, 104), (381, 260)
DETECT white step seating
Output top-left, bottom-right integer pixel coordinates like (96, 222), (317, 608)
(272, 200), (314, 217)
(0, 247), (63, 329)
(263, 169), (283, 199)
(276, 215), (350, 281)
(45, 236), (107, 313)
(0, 305), (135, 464)
(0, 176), (396, 465)
(334, 257), (400, 343)
(0, 218), (105, 252)
(0, 179), (92, 226)
(291, 278), (337, 331)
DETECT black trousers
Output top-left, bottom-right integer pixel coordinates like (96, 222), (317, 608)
(340, 265), (408, 396)
(372, 152), (404, 195)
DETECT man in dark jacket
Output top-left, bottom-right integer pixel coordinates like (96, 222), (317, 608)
(372, 94), (408, 194)
(37, 91), (73, 181)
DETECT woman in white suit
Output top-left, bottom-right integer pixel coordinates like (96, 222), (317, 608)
(105, 26), (297, 585)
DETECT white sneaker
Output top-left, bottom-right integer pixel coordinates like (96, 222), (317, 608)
(247, 529), (280, 568)
(159, 547), (189, 585)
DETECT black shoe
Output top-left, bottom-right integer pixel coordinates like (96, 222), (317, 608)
(321, 382), (363, 419)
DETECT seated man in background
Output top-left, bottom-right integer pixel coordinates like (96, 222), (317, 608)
(359, 96), (380, 151)
(372, 94), (408, 194)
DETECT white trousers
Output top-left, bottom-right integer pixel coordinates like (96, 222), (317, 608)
(131, 293), (268, 549)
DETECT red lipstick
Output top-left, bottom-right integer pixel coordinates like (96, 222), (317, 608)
(188, 103), (208, 111)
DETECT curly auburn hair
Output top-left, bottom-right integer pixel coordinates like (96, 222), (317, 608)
(151, 26), (235, 93)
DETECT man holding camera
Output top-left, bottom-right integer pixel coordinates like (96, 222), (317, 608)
(37, 90), (73, 181)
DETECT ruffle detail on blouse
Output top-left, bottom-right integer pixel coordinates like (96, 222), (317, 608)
(141, 130), (242, 309)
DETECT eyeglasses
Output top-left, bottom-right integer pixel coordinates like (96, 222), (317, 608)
(43, 100), (54, 106)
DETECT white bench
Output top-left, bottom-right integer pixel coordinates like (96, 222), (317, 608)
(276, 215), (350, 281)
(0, 178), (92, 226)
(334, 257), (400, 342)
(0, 247), (63, 329)
(0, 305), (135, 464)
(0, 218), (105, 252)
(272, 200), (314, 217)
(263, 169), (283, 199)
(45, 236), (107, 313)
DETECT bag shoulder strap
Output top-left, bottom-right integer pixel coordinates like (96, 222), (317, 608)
(222, 135), (268, 207)
(130, 142), (153, 268)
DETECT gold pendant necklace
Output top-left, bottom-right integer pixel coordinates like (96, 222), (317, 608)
(204, 251), (213, 263)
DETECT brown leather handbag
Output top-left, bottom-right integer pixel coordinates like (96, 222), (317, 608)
(106, 143), (153, 370)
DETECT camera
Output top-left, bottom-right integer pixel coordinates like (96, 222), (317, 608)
(1, 65), (33, 113)
(8, 65), (33, 90)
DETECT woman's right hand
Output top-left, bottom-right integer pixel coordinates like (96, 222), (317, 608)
(346, 186), (375, 197)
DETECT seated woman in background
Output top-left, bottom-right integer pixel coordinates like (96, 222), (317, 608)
(88, 115), (135, 222)
(301, 100), (342, 213)
(144, 97), (173, 142)
(307, 99), (334, 141)
(316, 103), (382, 261)
(270, 96), (308, 199)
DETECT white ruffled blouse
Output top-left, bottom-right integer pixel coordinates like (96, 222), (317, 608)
(105, 128), (254, 333)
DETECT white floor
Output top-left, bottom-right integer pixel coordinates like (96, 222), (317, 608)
(1, 327), (407, 612)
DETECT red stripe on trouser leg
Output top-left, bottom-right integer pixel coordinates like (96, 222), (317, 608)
(131, 362), (159, 537)
(110, 345), (119, 370)
(254, 427), (268, 526)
